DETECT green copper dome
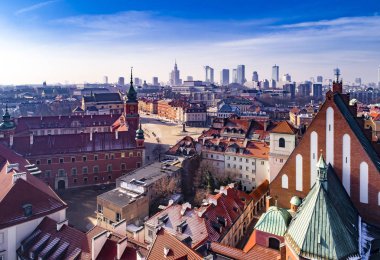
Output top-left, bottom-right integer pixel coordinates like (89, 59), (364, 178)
(0, 104), (15, 130)
(290, 196), (302, 207)
(135, 123), (144, 140)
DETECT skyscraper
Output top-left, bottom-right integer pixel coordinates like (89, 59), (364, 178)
(169, 61), (181, 86)
(282, 73), (291, 82)
(252, 71), (259, 82)
(220, 69), (230, 85)
(118, 77), (125, 86)
(205, 66), (214, 83)
(232, 69), (237, 83)
(103, 76), (108, 84)
(312, 83), (323, 99)
(272, 64), (279, 82)
(152, 77), (159, 85)
(355, 78), (362, 86)
(186, 76), (193, 81)
(237, 65), (245, 85)
(316, 76), (323, 83)
(378, 66), (380, 87)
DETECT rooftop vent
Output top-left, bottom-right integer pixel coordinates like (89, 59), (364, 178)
(23, 204), (33, 217)
(158, 214), (169, 224)
(164, 247), (171, 257)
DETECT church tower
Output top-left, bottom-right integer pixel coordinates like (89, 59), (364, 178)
(0, 104), (16, 140)
(124, 68), (139, 131)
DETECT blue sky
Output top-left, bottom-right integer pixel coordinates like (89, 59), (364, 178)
(0, 0), (379, 84)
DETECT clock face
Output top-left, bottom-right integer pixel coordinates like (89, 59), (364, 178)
(130, 105), (135, 112)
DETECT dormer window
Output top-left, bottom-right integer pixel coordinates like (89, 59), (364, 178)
(279, 138), (285, 148)
(23, 204), (32, 217)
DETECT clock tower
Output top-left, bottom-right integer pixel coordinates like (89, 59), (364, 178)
(124, 68), (139, 131)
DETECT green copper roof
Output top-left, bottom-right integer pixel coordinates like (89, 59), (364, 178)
(135, 123), (144, 140)
(0, 105), (15, 130)
(285, 165), (360, 259)
(290, 196), (302, 207)
(254, 206), (292, 236)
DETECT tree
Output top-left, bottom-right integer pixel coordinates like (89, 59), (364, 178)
(152, 144), (165, 160)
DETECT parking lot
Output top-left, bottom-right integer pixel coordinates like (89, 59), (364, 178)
(58, 184), (115, 232)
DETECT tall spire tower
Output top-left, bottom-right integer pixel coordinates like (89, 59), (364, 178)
(123, 67), (139, 131)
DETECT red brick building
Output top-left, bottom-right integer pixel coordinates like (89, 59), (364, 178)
(0, 78), (145, 190)
(270, 77), (380, 225)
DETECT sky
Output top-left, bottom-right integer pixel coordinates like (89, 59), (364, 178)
(0, 0), (379, 85)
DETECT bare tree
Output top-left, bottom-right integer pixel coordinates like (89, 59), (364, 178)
(155, 177), (179, 198)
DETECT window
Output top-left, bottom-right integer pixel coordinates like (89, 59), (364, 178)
(59, 158), (64, 164)
(71, 168), (77, 176)
(83, 156), (87, 162)
(0, 232), (4, 244)
(108, 175), (112, 180)
(97, 204), (103, 213)
(47, 159), (52, 164)
(84, 177), (88, 183)
(148, 229), (153, 238)
(73, 178), (77, 183)
(239, 165), (242, 170)
(137, 162), (141, 168)
(279, 138), (285, 148)
(111, 154), (114, 160)
(94, 155), (98, 161)
(82, 167), (88, 174)
(261, 161), (265, 165)
(282, 174), (289, 189)
(227, 163), (231, 168)
(268, 237), (280, 250)
(107, 164), (112, 173)
(233, 157), (236, 161)
(105, 154), (109, 160)
(36, 160), (40, 165)
(45, 170), (51, 178)
(280, 159), (284, 163)
(58, 169), (65, 177)
(129, 152), (133, 157)
(121, 152), (125, 158)
(116, 212), (121, 222)
(71, 157), (76, 163)
(121, 163), (126, 170)
(246, 167), (249, 171)
(239, 158), (242, 162)
(246, 159), (248, 163)
(94, 176), (98, 182)
(246, 175), (249, 179)
(137, 152), (141, 157)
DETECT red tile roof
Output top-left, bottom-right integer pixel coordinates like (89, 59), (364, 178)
(249, 179), (269, 201)
(270, 120), (298, 134)
(6, 130), (136, 156)
(17, 217), (91, 259)
(166, 136), (197, 156)
(210, 242), (280, 260)
(14, 114), (120, 135)
(146, 229), (203, 260)
(0, 144), (67, 229)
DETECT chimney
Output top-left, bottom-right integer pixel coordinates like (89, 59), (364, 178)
(266, 195), (274, 211)
(30, 133), (34, 145)
(9, 135), (13, 147)
(115, 130), (119, 140)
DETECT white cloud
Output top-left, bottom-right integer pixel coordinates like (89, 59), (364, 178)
(15, 0), (59, 15)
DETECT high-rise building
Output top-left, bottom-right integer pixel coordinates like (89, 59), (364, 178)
(312, 83), (323, 99)
(152, 77), (159, 85)
(283, 83), (296, 99)
(316, 76), (323, 83)
(103, 76), (108, 84)
(169, 61), (182, 86)
(187, 76), (193, 81)
(205, 66), (214, 83)
(220, 69), (230, 85)
(252, 71), (259, 82)
(118, 77), (125, 86)
(236, 65), (245, 85)
(282, 73), (291, 82)
(272, 64), (279, 82)
(355, 78), (362, 86)
(262, 79), (269, 89)
(232, 69), (237, 83)
(298, 82), (311, 97)
(378, 66), (380, 87)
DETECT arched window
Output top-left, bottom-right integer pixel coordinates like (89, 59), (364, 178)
(279, 138), (285, 148)
(360, 162), (368, 203)
(268, 237), (280, 250)
(282, 174), (288, 189)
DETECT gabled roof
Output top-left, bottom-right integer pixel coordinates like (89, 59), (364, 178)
(0, 144), (67, 229)
(208, 242), (280, 260)
(146, 229), (203, 260)
(270, 120), (298, 134)
(334, 94), (380, 171)
(285, 165), (360, 259)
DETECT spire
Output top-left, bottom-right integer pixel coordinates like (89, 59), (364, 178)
(334, 68), (340, 82)
(127, 67), (137, 102)
(135, 122), (144, 140)
(316, 152), (328, 186)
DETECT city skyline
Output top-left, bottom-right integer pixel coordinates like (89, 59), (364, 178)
(0, 1), (379, 84)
